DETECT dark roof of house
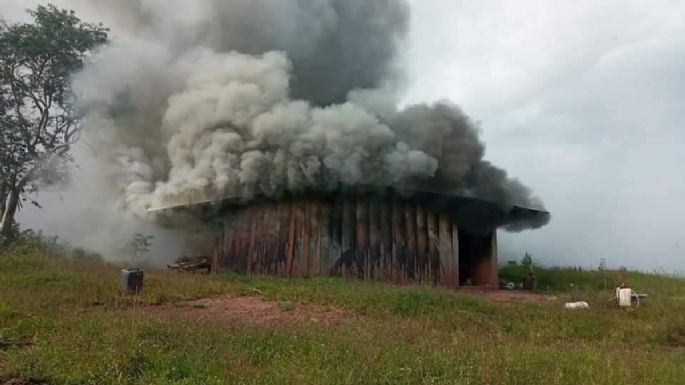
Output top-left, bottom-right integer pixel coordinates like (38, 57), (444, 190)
(149, 184), (550, 233)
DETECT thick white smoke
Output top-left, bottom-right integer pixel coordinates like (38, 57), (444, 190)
(69, 0), (547, 232)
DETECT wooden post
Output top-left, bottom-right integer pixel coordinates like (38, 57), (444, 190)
(341, 196), (355, 277)
(405, 203), (417, 281)
(426, 210), (439, 285)
(438, 214), (454, 288)
(368, 196), (381, 279)
(380, 197), (392, 281)
(294, 201), (306, 278)
(242, 208), (252, 273)
(330, 196), (344, 275)
(318, 200), (330, 277)
(236, 209), (248, 273)
(301, 201), (311, 278)
(286, 201), (296, 278)
(310, 200), (321, 277)
(247, 205), (260, 275)
(451, 223), (460, 288)
(391, 199), (405, 282)
(267, 202), (280, 275)
(212, 234), (221, 274)
(356, 195), (369, 279)
(277, 202), (290, 277)
(415, 205), (427, 282)
(225, 222), (235, 270)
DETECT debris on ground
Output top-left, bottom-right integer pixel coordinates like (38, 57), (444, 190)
(523, 272), (538, 290)
(564, 301), (590, 310)
(167, 255), (212, 274)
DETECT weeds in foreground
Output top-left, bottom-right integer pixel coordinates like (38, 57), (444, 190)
(1, 250), (685, 384)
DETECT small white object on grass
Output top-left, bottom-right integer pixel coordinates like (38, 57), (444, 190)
(564, 301), (589, 310)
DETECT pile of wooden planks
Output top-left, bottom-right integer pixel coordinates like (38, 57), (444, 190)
(167, 255), (212, 274)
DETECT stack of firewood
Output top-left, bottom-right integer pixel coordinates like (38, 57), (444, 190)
(167, 255), (212, 274)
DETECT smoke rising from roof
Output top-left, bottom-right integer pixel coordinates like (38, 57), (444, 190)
(72, 0), (548, 231)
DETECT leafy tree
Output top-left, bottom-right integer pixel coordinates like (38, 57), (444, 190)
(0, 5), (108, 241)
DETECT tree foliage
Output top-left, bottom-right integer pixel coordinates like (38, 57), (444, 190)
(0, 5), (108, 240)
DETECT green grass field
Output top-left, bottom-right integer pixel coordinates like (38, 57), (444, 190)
(1, 246), (685, 385)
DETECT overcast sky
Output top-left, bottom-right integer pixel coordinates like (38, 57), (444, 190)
(5, 0), (685, 271)
(404, 0), (685, 271)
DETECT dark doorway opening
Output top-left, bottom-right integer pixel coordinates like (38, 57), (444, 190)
(458, 229), (494, 286)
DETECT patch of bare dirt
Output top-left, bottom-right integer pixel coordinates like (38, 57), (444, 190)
(463, 289), (558, 303)
(152, 296), (349, 325)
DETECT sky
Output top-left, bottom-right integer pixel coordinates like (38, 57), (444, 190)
(4, 0), (685, 271)
(404, 0), (685, 271)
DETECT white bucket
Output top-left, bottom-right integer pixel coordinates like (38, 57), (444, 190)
(617, 287), (633, 308)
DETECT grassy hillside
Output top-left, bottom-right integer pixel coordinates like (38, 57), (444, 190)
(1, 246), (685, 384)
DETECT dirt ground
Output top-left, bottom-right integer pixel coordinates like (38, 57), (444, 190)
(152, 296), (350, 325)
(148, 290), (556, 326)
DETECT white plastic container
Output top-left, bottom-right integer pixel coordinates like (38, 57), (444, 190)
(617, 287), (633, 308)
(120, 268), (144, 295)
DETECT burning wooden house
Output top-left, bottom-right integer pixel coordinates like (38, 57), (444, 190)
(154, 186), (548, 289)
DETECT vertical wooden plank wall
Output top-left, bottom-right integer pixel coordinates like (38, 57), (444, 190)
(329, 197), (343, 275)
(299, 200), (312, 277)
(404, 203), (417, 280)
(318, 201), (329, 276)
(426, 211), (439, 285)
(451, 223), (460, 287)
(286, 203), (296, 278)
(247, 205), (259, 274)
(214, 194), (499, 288)
(341, 196), (355, 277)
(392, 199), (406, 282)
(368, 198), (381, 280)
(379, 198), (392, 281)
(293, 201), (305, 278)
(415, 205), (427, 282)
(355, 196), (368, 279)
(438, 214), (456, 288)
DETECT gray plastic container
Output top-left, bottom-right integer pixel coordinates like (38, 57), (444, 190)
(120, 268), (144, 295)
